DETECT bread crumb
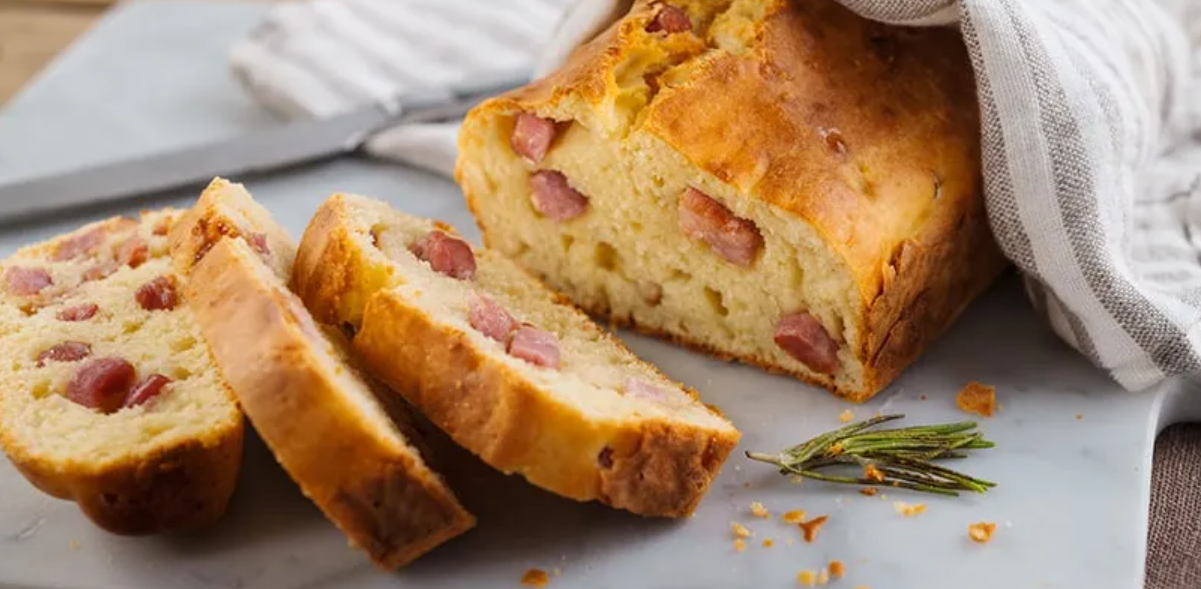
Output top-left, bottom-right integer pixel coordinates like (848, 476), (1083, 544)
(734, 539), (747, 552)
(919, 394), (928, 400)
(67, 539), (80, 550)
(799, 515), (829, 542)
(782, 510), (807, 524)
(763, 538), (775, 548)
(863, 463), (885, 482)
(552, 567), (562, 577)
(956, 381), (996, 417)
(1075, 414), (1083, 420)
(817, 570), (830, 585)
(838, 408), (854, 423)
(879, 493), (888, 500)
(521, 569), (550, 587)
(797, 570), (817, 587)
(750, 501), (770, 518)
(853, 586), (870, 589)
(829, 560), (846, 579)
(859, 487), (878, 496)
(893, 501), (927, 517)
(731, 521), (752, 538)
(969, 521), (997, 543)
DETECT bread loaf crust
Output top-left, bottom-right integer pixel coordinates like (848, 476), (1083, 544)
(5, 421), (242, 535)
(457, 0), (1008, 401)
(294, 195), (739, 517)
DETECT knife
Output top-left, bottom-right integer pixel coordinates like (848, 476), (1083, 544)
(0, 72), (526, 223)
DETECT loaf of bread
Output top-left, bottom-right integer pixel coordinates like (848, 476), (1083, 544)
(0, 211), (243, 534)
(456, 0), (1008, 402)
(172, 179), (474, 569)
(294, 194), (739, 517)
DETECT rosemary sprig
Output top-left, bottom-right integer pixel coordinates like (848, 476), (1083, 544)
(745, 414), (996, 497)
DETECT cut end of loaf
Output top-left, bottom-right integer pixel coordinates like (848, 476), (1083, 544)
(458, 0), (1004, 402)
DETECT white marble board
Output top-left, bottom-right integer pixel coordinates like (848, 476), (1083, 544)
(0, 2), (1194, 588)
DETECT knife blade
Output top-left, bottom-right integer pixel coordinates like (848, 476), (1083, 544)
(0, 72), (526, 223)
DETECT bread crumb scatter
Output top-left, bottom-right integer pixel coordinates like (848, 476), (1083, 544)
(838, 408), (854, 423)
(521, 569), (550, 587)
(782, 510), (807, 524)
(863, 463), (885, 482)
(829, 560), (846, 579)
(969, 521), (997, 543)
(859, 487), (878, 496)
(956, 381), (996, 417)
(799, 515), (829, 542)
(750, 501), (770, 518)
(731, 521), (752, 538)
(893, 501), (927, 517)
(797, 570), (817, 587)
(763, 538), (775, 548)
(734, 539), (747, 552)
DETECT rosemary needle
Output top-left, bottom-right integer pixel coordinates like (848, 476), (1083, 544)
(745, 414), (996, 497)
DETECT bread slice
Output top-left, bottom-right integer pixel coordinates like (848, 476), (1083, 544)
(0, 211), (243, 534)
(455, 0), (1008, 402)
(294, 194), (740, 518)
(171, 179), (474, 569)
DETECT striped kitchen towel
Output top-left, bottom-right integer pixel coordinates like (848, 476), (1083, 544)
(231, 0), (1201, 392)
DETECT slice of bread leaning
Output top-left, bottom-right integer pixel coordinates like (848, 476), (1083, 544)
(171, 179), (473, 569)
(0, 211), (243, 534)
(294, 194), (740, 518)
(456, 0), (1009, 402)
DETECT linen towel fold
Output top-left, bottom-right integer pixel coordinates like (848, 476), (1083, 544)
(230, 0), (1201, 392)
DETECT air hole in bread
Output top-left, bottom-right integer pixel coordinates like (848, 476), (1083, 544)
(369, 224), (386, 248)
(668, 268), (692, 282)
(597, 446), (614, 469)
(595, 242), (619, 272)
(704, 287), (728, 317)
(514, 241), (531, 257)
(561, 235), (574, 252)
(932, 172), (943, 201)
(170, 336), (196, 353)
(31, 379), (51, 400)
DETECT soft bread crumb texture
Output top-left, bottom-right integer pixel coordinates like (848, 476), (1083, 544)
(0, 211), (238, 467)
(457, 0), (1008, 402)
(293, 194), (739, 517)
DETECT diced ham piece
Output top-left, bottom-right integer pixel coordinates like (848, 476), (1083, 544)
(135, 276), (179, 311)
(530, 171), (589, 221)
(125, 374), (171, 408)
(6, 267), (53, 296)
(468, 295), (517, 343)
(507, 325), (561, 369)
(646, 4), (692, 33)
(82, 262), (118, 283)
(774, 311), (841, 374)
(36, 341), (92, 367)
(410, 231), (477, 280)
(152, 217), (172, 236)
(66, 357), (136, 414)
(118, 237), (149, 269)
(511, 113), (557, 165)
(623, 377), (668, 403)
(246, 232), (270, 257)
(52, 228), (105, 261)
(678, 187), (763, 266)
(57, 303), (99, 322)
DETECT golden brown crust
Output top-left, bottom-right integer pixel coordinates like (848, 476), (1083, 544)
(354, 290), (737, 518)
(169, 178), (296, 280)
(186, 230), (473, 568)
(459, 0), (1009, 400)
(5, 422), (242, 535)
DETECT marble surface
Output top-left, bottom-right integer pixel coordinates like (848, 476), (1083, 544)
(0, 2), (1195, 588)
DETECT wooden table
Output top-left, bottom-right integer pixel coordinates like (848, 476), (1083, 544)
(0, 1), (111, 105)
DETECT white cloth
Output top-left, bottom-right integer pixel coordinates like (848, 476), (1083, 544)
(231, 0), (1201, 392)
